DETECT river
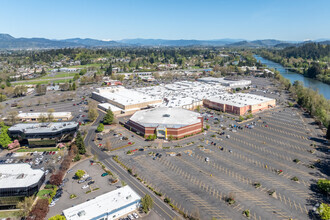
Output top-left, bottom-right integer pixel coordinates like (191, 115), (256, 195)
(254, 55), (330, 99)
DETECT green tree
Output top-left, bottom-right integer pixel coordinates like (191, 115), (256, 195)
(7, 111), (18, 125)
(141, 194), (153, 213)
(0, 122), (12, 148)
(317, 179), (330, 194)
(76, 131), (86, 154)
(17, 196), (34, 217)
(88, 108), (99, 122)
(75, 170), (85, 179)
(79, 69), (87, 76)
(48, 214), (66, 220)
(47, 108), (55, 122)
(38, 114), (48, 123)
(318, 203), (330, 220)
(96, 123), (104, 132)
(72, 82), (77, 90)
(103, 109), (114, 125)
(41, 68), (47, 75)
(239, 116), (244, 121)
(105, 63), (113, 76)
(205, 125), (210, 130)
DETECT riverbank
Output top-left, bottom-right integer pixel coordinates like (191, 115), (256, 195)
(254, 55), (330, 99)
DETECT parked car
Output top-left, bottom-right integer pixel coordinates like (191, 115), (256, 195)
(132, 213), (139, 218)
(78, 179), (85, 184)
(67, 169), (73, 174)
(86, 177), (92, 181)
(101, 173), (109, 177)
(87, 180), (95, 185)
(82, 185), (89, 189)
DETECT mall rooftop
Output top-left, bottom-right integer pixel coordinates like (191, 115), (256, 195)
(206, 93), (275, 107)
(129, 107), (202, 128)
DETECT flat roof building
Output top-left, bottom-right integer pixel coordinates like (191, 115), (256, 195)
(197, 77), (251, 88)
(0, 164), (45, 209)
(204, 93), (276, 115)
(9, 122), (79, 147)
(92, 86), (162, 114)
(14, 112), (72, 122)
(98, 103), (122, 115)
(127, 107), (203, 139)
(63, 186), (141, 220)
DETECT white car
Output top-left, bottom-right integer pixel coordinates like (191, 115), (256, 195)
(82, 174), (89, 179)
(132, 213), (139, 218)
(82, 185), (89, 189)
(49, 202), (56, 207)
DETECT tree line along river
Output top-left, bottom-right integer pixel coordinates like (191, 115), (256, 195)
(254, 55), (330, 99)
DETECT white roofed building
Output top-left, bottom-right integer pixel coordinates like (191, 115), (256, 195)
(14, 112), (73, 122)
(63, 186), (141, 220)
(0, 164), (45, 208)
(127, 107), (203, 139)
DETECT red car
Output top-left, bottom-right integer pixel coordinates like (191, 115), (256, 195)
(265, 125), (268, 127)
(73, 104), (76, 106)
(128, 142), (132, 145)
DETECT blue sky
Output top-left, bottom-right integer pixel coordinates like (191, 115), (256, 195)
(0, 0), (329, 41)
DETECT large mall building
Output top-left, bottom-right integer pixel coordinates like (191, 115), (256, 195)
(203, 93), (276, 115)
(126, 107), (203, 139)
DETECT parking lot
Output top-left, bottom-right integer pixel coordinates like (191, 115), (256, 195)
(0, 150), (64, 175)
(47, 159), (126, 218)
(111, 102), (328, 220)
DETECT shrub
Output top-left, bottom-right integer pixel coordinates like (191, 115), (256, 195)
(243, 209), (250, 217)
(293, 159), (300, 163)
(74, 154), (81, 162)
(70, 194), (77, 199)
(96, 123), (104, 132)
(291, 176), (299, 182)
(253, 182), (261, 188)
(317, 179), (330, 194)
(164, 197), (171, 203)
(318, 203), (330, 220)
(75, 170), (85, 179)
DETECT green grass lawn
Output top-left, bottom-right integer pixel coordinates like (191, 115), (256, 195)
(13, 79), (72, 85)
(40, 72), (77, 79)
(0, 210), (19, 218)
(16, 147), (59, 152)
(37, 189), (53, 199)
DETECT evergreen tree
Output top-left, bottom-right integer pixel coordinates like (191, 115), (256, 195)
(103, 109), (114, 125)
(76, 131), (86, 154)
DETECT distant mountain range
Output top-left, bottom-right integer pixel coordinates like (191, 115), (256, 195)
(0, 33), (329, 49)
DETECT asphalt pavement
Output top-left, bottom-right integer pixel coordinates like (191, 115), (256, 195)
(84, 111), (180, 220)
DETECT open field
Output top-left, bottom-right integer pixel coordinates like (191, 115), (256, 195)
(12, 78), (72, 85)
